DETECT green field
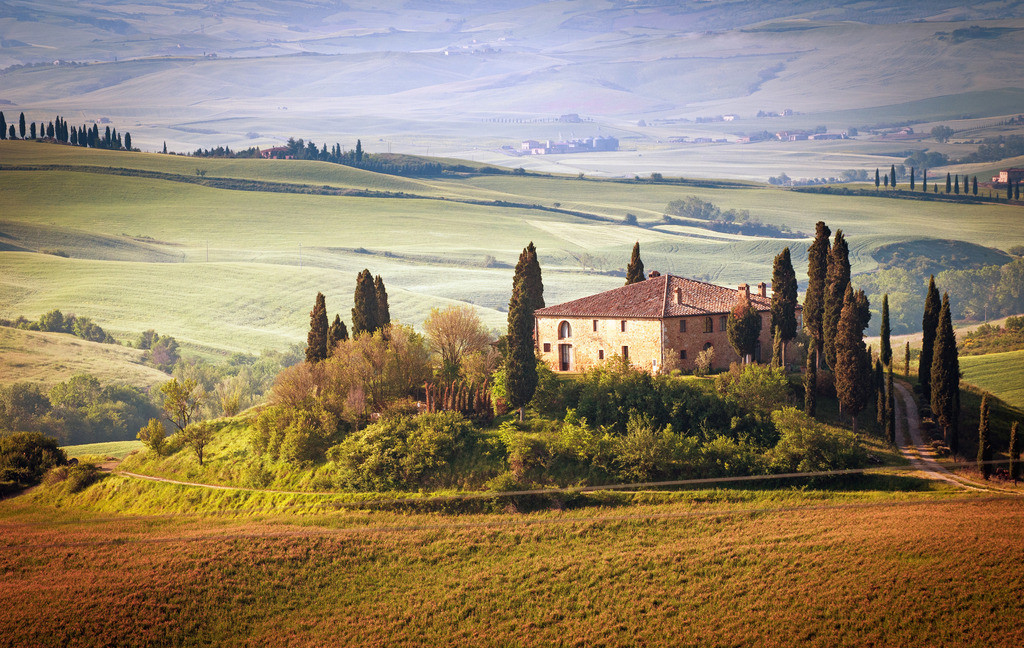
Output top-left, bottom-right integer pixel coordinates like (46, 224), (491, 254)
(2, 141), (1021, 357)
(960, 349), (1024, 410)
(60, 440), (143, 460)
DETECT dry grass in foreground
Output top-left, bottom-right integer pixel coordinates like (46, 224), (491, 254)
(1, 492), (1022, 647)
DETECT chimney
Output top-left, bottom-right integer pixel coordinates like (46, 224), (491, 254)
(738, 283), (750, 300)
(757, 282), (767, 298)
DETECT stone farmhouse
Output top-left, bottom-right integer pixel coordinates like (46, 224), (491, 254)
(534, 275), (796, 374)
(992, 168), (1024, 185)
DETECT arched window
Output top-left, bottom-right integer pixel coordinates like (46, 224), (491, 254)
(703, 342), (713, 351)
(704, 317), (714, 333)
(558, 321), (572, 339)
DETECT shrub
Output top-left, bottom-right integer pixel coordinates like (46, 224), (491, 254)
(767, 407), (867, 473)
(0, 431), (67, 487)
(252, 402), (341, 464)
(612, 413), (697, 483)
(714, 363), (790, 417)
(65, 462), (104, 493)
(694, 346), (715, 376)
(136, 418), (168, 456)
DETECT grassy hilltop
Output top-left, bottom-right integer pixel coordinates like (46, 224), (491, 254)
(2, 140), (1021, 355)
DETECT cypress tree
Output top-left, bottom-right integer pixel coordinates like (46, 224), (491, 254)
(910, 167), (915, 191)
(804, 221), (831, 369)
(351, 269), (379, 336)
(124, 132), (131, 151)
(884, 174), (889, 189)
(946, 173), (952, 193)
(890, 164), (897, 189)
(875, 168), (880, 189)
(0, 111), (5, 140)
(931, 293), (960, 457)
(886, 364), (896, 444)
(727, 293), (762, 364)
(972, 176), (978, 196)
(880, 293), (892, 367)
(804, 347), (817, 417)
(305, 292), (329, 363)
(506, 273), (537, 421)
(163, 141), (168, 154)
(8, 125), (15, 140)
(18, 112), (25, 138)
(875, 359), (885, 426)
(46, 122), (54, 138)
(977, 393), (992, 479)
(328, 314), (348, 352)
(922, 168), (927, 193)
(1010, 421), (1021, 483)
(374, 275), (390, 329)
(904, 341), (910, 377)
(29, 122), (36, 139)
(919, 276), (941, 403)
(770, 247), (798, 365)
(515, 242), (544, 312)
(355, 139), (363, 163)
(835, 285), (872, 433)
(624, 241), (645, 285)
(954, 175), (960, 195)
(771, 326), (783, 367)
(823, 230), (850, 369)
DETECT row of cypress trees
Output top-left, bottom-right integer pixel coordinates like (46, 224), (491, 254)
(0, 111), (132, 150)
(304, 271), (390, 364)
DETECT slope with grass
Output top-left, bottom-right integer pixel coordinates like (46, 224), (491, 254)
(960, 349), (1024, 410)
(0, 327), (168, 388)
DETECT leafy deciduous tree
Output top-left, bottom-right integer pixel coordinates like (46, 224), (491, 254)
(160, 378), (206, 433)
(424, 305), (493, 379)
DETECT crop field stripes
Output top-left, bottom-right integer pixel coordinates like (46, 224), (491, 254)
(1, 493), (1017, 551)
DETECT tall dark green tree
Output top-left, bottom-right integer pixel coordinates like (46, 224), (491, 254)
(885, 364), (896, 444)
(624, 241), (644, 285)
(945, 173), (952, 193)
(515, 242), (545, 312)
(804, 350), (817, 417)
(804, 221), (831, 369)
(124, 132), (131, 151)
(727, 293), (762, 364)
(874, 168), (880, 189)
(770, 247), (798, 365)
(875, 359), (885, 426)
(305, 292), (329, 363)
(351, 269), (379, 336)
(919, 276), (941, 403)
(18, 112), (25, 139)
(1010, 421), (1021, 483)
(972, 176), (978, 196)
(355, 139), (363, 163)
(931, 293), (960, 457)
(835, 285), (872, 433)
(954, 175), (960, 195)
(506, 273), (537, 422)
(909, 167), (915, 191)
(374, 275), (390, 329)
(977, 393), (992, 479)
(880, 293), (892, 367)
(890, 164), (897, 189)
(823, 229), (850, 369)
(922, 168), (927, 193)
(0, 111), (5, 140)
(29, 122), (35, 139)
(328, 314), (348, 352)
(8, 125), (15, 140)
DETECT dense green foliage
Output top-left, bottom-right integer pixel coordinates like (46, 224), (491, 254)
(834, 286), (872, 432)
(804, 221), (831, 366)
(625, 241), (645, 285)
(770, 247), (799, 360)
(919, 277), (941, 402)
(977, 393), (992, 479)
(727, 294), (762, 361)
(0, 431), (66, 492)
(0, 375), (158, 445)
(880, 294), (892, 366)
(306, 292), (329, 363)
(351, 270), (380, 336)
(931, 295), (961, 456)
(823, 230), (851, 369)
(1, 309), (115, 344)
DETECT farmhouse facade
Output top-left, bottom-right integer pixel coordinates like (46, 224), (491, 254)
(992, 168), (1024, 185)
(534, 275), (795, 374)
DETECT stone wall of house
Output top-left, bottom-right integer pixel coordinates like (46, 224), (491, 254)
(536, 316), (664, 374)
(662, 313), (775, 372)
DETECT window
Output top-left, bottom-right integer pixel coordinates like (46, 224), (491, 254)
(679, 319), (687, 333)
(620, 320), (627, 332)
(621, 345), (629, 359)
(719, 316), (728, 332)
(704, 317), (713, 333)
(543, 343), (551, 352)
(679, 349), (687, 360)
(558, 321), (571, 339)
(593, 319), (598, 331)
(598, 349), (604, 360)
(703, 342), (713, 351)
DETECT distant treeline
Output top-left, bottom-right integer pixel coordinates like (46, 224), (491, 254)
(663, 196), (802, 238)
(1, 309), (116, 344)
(189, 137), (511, 178)
(0, 111), (132, 150)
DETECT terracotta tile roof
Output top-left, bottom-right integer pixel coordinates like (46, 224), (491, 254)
(535, 275), (779, 319)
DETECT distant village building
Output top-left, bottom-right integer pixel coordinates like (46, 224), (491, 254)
(992, 168), (1024, 185)
(260, 146), (293, 159)
(520, 136), (618, 155)
(534, 275), (794, 374)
